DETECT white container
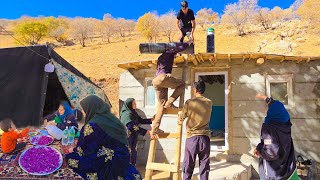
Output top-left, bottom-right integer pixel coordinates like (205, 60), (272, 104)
(62, 127), (69, 146)
(68, 126), (75, 145)
(45, 124), (63, 140)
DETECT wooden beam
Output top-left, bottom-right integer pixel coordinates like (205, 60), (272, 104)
(157, 132), (181, 139)
(256, 58), (265, 65)
(152, 60), (157, 64)
(296, 57), (304, 64)
(139, 62), (149, 67)
(306, 57), (311, 63)
(146, 163), (178, 172)
(209, 55), (215, 65)
(199, 54), (205, 62)
(126, 63), (139, 69)
(145, 139), (157, 180)
(117, 64), (129, 70)
(164, 108), (183, 114)
(280, 56), (286, 63)
(228, 54), (231, 62)
(189, 56), (198, 65)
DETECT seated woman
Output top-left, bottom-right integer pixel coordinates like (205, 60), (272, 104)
(120, 98), (153, 166)
(65, 95), (142, 180)
(44, 102), (79, 132)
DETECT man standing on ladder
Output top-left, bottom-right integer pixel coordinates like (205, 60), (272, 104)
(150, 42), (191, 139)
(178, 80), (212, 180)
(177, 1), (196, 42)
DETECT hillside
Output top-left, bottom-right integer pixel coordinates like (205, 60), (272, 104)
(1, 20), (320, 115)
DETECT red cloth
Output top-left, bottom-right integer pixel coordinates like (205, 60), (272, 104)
(1, 129), (28, 153)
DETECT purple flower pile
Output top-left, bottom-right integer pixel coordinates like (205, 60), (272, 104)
(20, 146), (61, 174)
(30, 135), (53, 145)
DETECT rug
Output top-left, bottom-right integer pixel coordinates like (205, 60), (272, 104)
(0, 138), (83, 180)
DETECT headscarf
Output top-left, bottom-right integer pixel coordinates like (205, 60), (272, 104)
(264, 100), (290, 124)
(59, 102), (75, 120)
(120, 98), (139, 126)
(80, 95), (128, 145)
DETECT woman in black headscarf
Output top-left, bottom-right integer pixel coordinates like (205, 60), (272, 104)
(120, 98), (154, 166)
(65, 95), (141, 180)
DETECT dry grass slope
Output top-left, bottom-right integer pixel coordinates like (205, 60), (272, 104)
(1, 21), (320, 115)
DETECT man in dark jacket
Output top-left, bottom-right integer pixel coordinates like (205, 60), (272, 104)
(254, 94), (298, 180)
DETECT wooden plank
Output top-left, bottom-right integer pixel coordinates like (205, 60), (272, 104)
(146, 163), (178, 172)
(179, 60), (187, 108)
(173, 124), (183, 180)
(157, 132), (181, 139)
(127, 63), (140, 69)
(164, 108), (183, 114)
(117, 64), (129, 70)
(145, 139), (157, 180)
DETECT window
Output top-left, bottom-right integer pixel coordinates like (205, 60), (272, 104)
(266, 75), (293, 108)
(145, 79), (156, 107)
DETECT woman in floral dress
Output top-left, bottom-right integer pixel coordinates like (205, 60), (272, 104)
(65, 95), (141, 180)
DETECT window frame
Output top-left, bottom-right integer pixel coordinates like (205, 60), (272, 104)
(266, 74), (293, 109)
(144, 78), (156, 108)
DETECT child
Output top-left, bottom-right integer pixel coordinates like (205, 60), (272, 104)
(0, 118), (29, 154)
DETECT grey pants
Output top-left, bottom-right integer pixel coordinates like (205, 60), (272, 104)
(183, 135), (210, 180)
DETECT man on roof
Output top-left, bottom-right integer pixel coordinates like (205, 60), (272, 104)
(177, 1), (196, 42)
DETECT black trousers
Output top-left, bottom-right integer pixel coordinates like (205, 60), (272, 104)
(179, 28), (192, 42)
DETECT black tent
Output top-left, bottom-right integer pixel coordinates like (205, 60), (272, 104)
(0, 45), (110, 127)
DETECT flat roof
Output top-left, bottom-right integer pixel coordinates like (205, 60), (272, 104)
(118, 53), (320, 70)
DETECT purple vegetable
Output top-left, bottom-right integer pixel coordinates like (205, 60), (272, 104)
(20, 146), (61, 174)
(30, 136), (53, 145)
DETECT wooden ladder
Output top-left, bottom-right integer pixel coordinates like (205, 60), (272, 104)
(145, 59), (188, 180)
(145, 108), (183, 180)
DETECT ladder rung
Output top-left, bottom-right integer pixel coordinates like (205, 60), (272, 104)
(157, 132), (180, 139)
(146, 162), (179, 172)
(164, 108), (182, 114)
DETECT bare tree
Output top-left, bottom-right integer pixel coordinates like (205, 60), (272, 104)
(124, 19), (136, 35)
(291, 0), (305, 11)
(102, 18), (117, 43)
(221, 3), (248, 36)
(159, 11), (176, 42)
(50, 26), (68, 44)
(116, 18), (127, 37)
(254, 8), (272, 30)
(221, 0), (258, 36)
(0, 19), (10, 34)
(69, 18), (93, 47)
(196, 8), (219, 30)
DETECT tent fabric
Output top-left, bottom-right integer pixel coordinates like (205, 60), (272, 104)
(0, 46), (49, 127)
(0, 45), (109, 128)
(52, 61), (107, 109)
